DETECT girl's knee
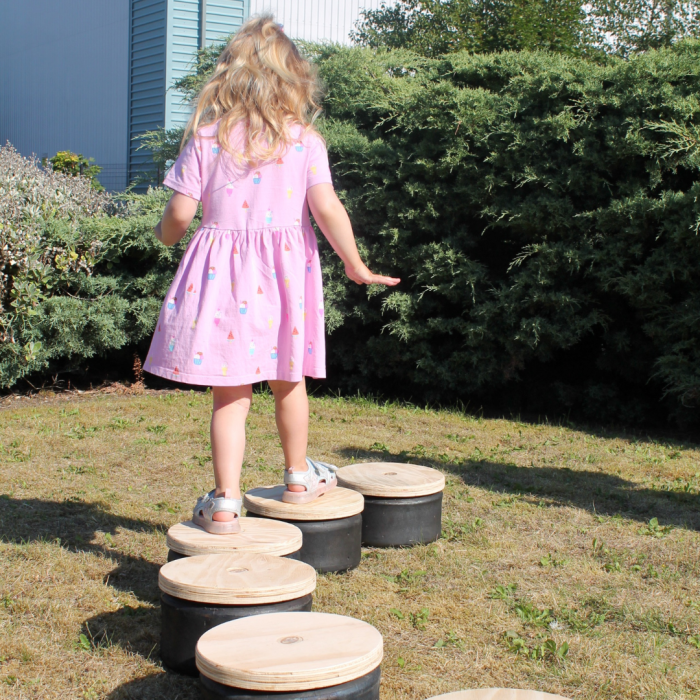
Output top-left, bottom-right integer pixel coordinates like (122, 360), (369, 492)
(212, 385), (252, 411)
(268, 379), (305, 398)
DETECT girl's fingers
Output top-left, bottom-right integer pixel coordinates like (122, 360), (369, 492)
(370, 273), (401, 286)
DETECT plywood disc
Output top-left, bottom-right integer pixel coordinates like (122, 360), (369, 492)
(244, 485), (364, 521)
(167, 518), (302, 557)
(196, 612), (383, 691)
(426, 690), (570, 700)
(159, 552), (316, 605)
(336, 462), (445, 498)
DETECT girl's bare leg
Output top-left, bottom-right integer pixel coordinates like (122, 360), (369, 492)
(210, 384), (252, 520)
(268, 379), (309, 492)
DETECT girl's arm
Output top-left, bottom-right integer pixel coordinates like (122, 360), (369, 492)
(307, 184), (400, 286)
(154, 193), (199, 247)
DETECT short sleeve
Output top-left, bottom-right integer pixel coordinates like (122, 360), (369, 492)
(305, 133), (333, 190)
(163, 135), (202, 200)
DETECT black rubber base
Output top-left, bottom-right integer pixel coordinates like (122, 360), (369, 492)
(361, 491), (443, 547)
(200, 665), (381, 700)
(160, 592), (313, 676)
(247, 513), (362, 573)
(167, 548), (301, 562)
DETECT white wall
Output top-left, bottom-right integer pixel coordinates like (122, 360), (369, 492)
(248, 0), (394, 44)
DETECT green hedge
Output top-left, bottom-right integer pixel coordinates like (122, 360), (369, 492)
(5, 42), (700, 428)
(313, 42), (700, 426)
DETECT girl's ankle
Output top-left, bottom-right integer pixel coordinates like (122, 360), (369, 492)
(286, 463), (308, 473)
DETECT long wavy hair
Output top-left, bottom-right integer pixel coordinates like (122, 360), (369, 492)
(182, 15), (323, 165)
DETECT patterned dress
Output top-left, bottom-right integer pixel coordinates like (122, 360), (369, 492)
(145, 121), (332, 386)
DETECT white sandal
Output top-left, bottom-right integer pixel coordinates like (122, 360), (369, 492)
(282, 457), (338, 504)
(192, 489), (242, 534)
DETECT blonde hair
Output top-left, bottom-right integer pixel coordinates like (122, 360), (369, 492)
(183, 15), (323, 165)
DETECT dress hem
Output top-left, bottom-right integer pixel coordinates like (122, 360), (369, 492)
(145, 365), (326, 387)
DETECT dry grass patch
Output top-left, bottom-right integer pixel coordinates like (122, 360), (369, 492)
(0, 388), (699, 699)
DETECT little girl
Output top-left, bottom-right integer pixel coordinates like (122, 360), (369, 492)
(145, 16), (399, 534)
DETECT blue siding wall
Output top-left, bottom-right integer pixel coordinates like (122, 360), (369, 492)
(206, 0), (248, 44)
(0, 1), (129, 191)
(164, 0), (247, 131)
(128, 0), (167, 188)
(165, 0), (201, 130)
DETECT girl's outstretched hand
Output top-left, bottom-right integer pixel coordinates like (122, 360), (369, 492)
(345, 263), (400, 286)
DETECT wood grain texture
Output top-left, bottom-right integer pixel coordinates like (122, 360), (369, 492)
(166, 518), (303, 557)
(159, 552), (316, 604)
(336, 462), (446, 497)
(426, 691), (571, 700)
(196, 612), (383, 691)
(243, 485), (364, 521)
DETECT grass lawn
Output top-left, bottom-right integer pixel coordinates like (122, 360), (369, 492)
(0, 387), (699, 700)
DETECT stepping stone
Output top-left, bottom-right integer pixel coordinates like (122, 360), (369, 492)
(426, 691), (571, 700)
(159, 552), (316, 676)
(243, 486), (364, 573)
(336, 462), (445, 547)
(196, 611), (383, 699)
(166, 518), (303, 561)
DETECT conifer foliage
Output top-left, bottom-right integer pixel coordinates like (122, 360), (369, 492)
(313, 42), (700, 425)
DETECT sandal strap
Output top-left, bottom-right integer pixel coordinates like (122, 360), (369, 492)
(284, 458), (338, 488)
(195, 490), (242, 515)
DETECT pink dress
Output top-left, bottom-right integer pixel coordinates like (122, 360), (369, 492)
(145, 122), (332, 386)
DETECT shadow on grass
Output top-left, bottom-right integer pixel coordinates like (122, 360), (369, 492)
(0, 495), (163, 600)
(105, 671), (200, 700)
(336, 448), (700, 532)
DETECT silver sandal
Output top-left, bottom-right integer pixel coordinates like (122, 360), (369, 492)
(282, 457), (338, 504)
(192, 489), (242, 534)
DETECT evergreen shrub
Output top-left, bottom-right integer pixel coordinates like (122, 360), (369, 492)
(0, 144), (195, 386)
(312, 41), (700, 426)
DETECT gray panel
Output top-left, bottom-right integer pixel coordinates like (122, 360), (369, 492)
(0, 1), (130, 191)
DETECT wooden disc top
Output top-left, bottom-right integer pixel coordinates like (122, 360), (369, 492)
(166, 518), (302, 557)
(426, 691), (570, 700)
(159, 552), (316, 605)
(196, 612), (383, 691)
(336, 462), (445, 498)
(244, 485), (364, 521)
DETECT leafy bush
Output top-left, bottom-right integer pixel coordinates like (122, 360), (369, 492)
(46, 151), (104, 191)
(0, 144), (195, 387)
(310, 42), (700, 426)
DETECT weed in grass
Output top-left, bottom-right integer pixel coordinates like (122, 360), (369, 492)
(109, 417), (130, 429)
(490, 584), (517, 600)
(503, 632), (569, 663)
(433, 631), (465, 649)
(493, 495), (522, 507)
(638, 517), (673, 538)
(146, 425), (167, 435)
(540, 553), (568, 568)
(64, 464), (96, 475)
(514, 601), (553, 627)
(409, 608), (430, 630)
(76, 633), (91, 651)
(441, 517), (483, 541)
(65, 425), (100, 440)
(383, 569), (426, 588)
(396, 656), (422, 671)
(688, 635), (700, 649)
(447, 433), (475, 443)
(148, 501), (181, 514)
(390, 608), (404, 620)
(368, 441), (389, 453)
